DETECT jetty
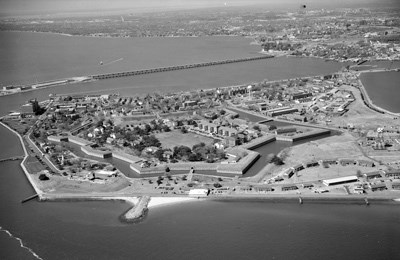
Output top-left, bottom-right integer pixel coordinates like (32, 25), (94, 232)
(121, 196), (151, 222)
(0, 156), (25, 163)
(90, 55), (273, 80)
(21, 193), (39, 203)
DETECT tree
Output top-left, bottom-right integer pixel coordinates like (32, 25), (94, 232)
(39, 174), (49, 181)
(213, 183), (222, 188)
(271, 155), (284, 165)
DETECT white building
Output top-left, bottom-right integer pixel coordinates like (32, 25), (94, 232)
(188, 189), (209, 197)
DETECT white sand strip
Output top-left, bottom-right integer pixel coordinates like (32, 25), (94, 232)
(148, 197), (199, 209)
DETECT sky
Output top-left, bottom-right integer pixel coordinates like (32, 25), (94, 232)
(0, 0), (397, 16)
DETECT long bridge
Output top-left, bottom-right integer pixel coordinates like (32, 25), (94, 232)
(90, 55), (273, 80)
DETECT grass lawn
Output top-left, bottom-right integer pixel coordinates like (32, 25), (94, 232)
(24, 155), (47, 173)
(156, 130), (214, 149)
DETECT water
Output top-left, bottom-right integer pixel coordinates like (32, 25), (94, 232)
(360, 71), (400, 113)
(1, 31), (399, 260)
(0, 159), (399, 260)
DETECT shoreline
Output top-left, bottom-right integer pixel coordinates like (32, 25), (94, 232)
(357, 70), (400, 116)
(2, 100), (400, 211)
(147, 197), (200, 209)
(0, 121), (43, 197)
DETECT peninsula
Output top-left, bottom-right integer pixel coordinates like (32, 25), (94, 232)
(2, 64), (400, 222)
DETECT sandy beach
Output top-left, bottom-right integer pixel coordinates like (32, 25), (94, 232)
(147, 197), (200, 209)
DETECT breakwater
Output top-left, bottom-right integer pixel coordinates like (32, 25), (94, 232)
(90, 55), (273, 80)
(121, 196), (150, 223)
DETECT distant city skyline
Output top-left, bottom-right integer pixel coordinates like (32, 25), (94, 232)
(0, 0), (397, 16)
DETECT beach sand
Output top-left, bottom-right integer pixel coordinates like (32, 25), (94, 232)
(148, 197), (199, 209)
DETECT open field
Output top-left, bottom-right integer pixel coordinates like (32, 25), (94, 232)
(40, 175), (131, 194)
(283, 132), (368, 164)
(155, 130), (214, 149)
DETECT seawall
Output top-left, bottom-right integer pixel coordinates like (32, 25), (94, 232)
(0, 121), (43, 197)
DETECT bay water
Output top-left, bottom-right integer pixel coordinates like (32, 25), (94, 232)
(1, 31), (399, 260)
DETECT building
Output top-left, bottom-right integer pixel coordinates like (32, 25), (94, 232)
(363, 171), (382, 180)
(358, 160), (375, 167)
(224, 136), (239, 147)
(352, 184), (364, 194)
(339, 159), (357, 166)
(267, 107), (298, 117)
(292, 164), (304, 172)
(384, 170), (400, 178)
(292, 92), (312, 100)
(369, 183), (387, 192)
(275, 127), (297, 135)
(198, 120), (218, 134)
(306, 161), (319, 168)
(301, 183), (314, 189)
(391, 183), (400, 190)
(366, 131), (379, 141)
(281, 185), (298, 191)
(47, 135), (69, 143)
(218, 126), (238, 137)
(323, 176), (358, 186)
(188, 189), (209, 197)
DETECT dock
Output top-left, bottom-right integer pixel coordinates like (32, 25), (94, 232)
(0, 156), (25, 163)
(21, 193), (39, 203)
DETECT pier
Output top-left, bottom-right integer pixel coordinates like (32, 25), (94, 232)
(0, 156), (25, 163)
(21, 193), (39, 203)
(91, 55), (273, 80)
